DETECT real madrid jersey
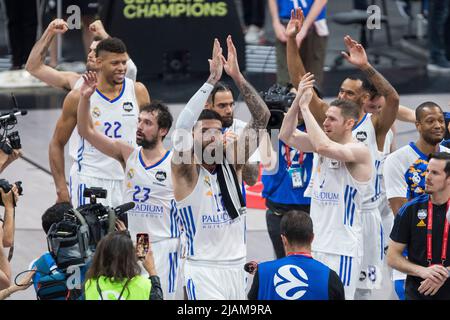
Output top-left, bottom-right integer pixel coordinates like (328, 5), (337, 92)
(175, 166), (247, 263)
(384, 142), (450, 201)
(69, 62), (137, 162)
(310, 155), (368, 258)
(77, 77), (139, 180)
(352, 113), (382, 209)
(124, 148), (180, 243)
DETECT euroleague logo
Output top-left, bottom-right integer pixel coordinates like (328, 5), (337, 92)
(274, 265), (309, 300)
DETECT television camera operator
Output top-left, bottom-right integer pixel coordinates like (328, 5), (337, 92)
(29, 187), (161, 300)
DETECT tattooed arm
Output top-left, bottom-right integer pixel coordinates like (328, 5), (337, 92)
(25, 19), (80, 90)
(221, 36), (270, 168)
(342, 35), (400, 150)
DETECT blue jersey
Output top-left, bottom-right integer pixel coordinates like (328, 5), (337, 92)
(257, 255), (332, 300)
(262, 125), (312, 206)
(277, 0), (327, 20)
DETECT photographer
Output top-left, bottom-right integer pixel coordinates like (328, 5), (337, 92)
(84, 231), (163, 300)
(0, 185), (20, 248)
(260, 86), (313, 259)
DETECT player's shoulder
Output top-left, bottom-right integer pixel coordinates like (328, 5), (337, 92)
(398, 194), (429, 217)
(386, 144), (414, 162)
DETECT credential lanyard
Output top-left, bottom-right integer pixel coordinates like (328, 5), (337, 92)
(285, 145), (304, 169)
(427, 199), (450, 266)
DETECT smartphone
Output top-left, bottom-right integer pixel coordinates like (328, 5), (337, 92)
(136, 233), (149, 259)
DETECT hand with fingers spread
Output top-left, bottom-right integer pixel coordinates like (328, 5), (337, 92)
(207, 38), (224, 86)
(286, 8), (305, 39)
(297, 73), (316, 110)
(80, 71), (98, 98)
(48, 19), (69, 36)
(89, 20), (109, 40)
(341, 35), (369, 69)
(222, 35), (243, 82)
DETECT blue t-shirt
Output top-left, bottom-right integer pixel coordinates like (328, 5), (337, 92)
(277, 0), (327, 20)
(262, 125), (312, 206)
(257, 255), (332, 300)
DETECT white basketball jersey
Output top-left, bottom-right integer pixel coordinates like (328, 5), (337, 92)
(77, 78), (139, 180)
(352, 113), (382, 209)
(69, 61), (138, 162)
(124, 148), (180, 243)
(176, 166), (247, 263)
(310, 155), (368, 257)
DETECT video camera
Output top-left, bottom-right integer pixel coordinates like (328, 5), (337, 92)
(47, 187), (135, 270)
(0, 94), (27, 155)
(0, 179), (23, 206)
(260, 84), (296, 130)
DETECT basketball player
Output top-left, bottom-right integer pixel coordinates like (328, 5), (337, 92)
(205, 83), (260, 186)
(171, 37), (270, 300)
(77, 71), (180, 299)
(384, 102), (449, 299)
(49, 38), (150, 207)
(286, 11), (400, 297)
(279, 73), (372, 300)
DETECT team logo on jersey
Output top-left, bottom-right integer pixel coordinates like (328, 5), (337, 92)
(417, 209), (427, 220)
(274, 265), (309, 300)
(412, 172), (421, 185)
(417, 220), (426, 227)
(127, 168), (135, 180)
(155, 170), (167, 182)
(355, 131), (367, 142)
(329, 160), (340, 169)
(123, 102), (134, 113)
(92, 107), (101, 118)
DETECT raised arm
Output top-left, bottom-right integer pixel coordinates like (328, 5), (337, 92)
(286, 8), (328, 126)
(279, 92), (315, 152)
(25, 19), (79, 90)
(295, 0), (328, 47)
(77, 72), (133, 167)
(171, 39), (223, 185)
(135, 82), (151, 110)
(222, 36), (270, 166)
(49, 91), (79, 203)
(299, 74), (368, 163)
(397, 105), (416, 123)
(341, 35), (400, 150)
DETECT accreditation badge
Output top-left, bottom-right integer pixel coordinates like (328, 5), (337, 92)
(288, 167), (304, 189)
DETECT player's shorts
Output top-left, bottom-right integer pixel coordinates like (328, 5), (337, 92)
(184, 259), (247, 300)
(357, 207), (384, 290)
(139, 237), (180, 300)
(313, 251), (362, 300)
(71, 170), (124, 208)
(379, 195), (394, 246)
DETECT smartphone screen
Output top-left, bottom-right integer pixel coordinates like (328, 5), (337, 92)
(136, 233), (149, 259)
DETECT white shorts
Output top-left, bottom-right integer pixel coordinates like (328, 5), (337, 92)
(392, 268), (407, 281)
(357, 208), (384, 290)
(140, 238), (181, 300)
(71, 171), (124, 208)
(184, 260), (247, 300)
(313, 251), (361, 300)
(379, 195), (394, 246)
